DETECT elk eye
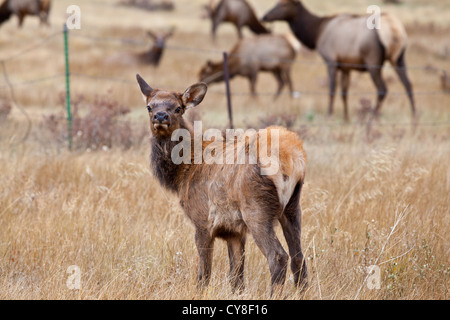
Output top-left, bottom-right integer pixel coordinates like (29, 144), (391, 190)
(147, 105), (152, 112)
(175, 107), (181, 113)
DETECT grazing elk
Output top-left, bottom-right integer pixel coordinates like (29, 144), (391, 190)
(199, 34), (299, 97)
(262, 0), (416, 122)
(136, 74), (308, 295)
(205, 0), (270, 39)
(0, 0), (51, 27)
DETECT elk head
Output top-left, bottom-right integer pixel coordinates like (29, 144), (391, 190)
(262, 0), (298, 22)
(136, 74), (207, 138)
(147, 27), (175, 49)
(198, 60), (224, 84)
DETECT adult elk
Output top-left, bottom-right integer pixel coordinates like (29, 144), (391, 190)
(136, 74), (308, 295)
(0, 0), (51, 27)
(262, 0), (416, 121)
(199, 34), (299, 97)
(206, 0), (270, 39)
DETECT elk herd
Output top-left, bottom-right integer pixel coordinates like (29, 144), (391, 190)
(170, 0), (417, 122)
(0, 0), (417, 122)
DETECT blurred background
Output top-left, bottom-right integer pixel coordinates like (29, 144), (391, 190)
(0, 0), (449, 144)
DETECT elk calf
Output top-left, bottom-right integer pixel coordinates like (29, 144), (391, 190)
(199, 34), (299, 97)
(136, 74), (308, 295)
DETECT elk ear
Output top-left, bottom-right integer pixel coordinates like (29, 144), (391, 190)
(136, 74), (153, 97)
(182, 83), (207, 109)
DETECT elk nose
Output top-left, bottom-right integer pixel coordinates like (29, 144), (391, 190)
(153, 112), (169, 123)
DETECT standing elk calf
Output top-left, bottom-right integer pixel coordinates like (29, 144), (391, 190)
(199, 34), (299, 97)
(263, 0), (415, 121)
(205, 0), (270, 39)
(0, 0), (51, 27)
(136, 74), (308, 295)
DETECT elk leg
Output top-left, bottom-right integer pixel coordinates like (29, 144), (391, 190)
(284, 68), (294, 97)
(211, 22), (218, 40)
(279, 183), (308, 290)
(235, 24), (243, 39)
(368, 67), (387, 117)
(340, 71), (351, 122)
(227, 235), (246, 293)
(248, 73), (258, 97)
(327, 64), (338, 116)
(245, 216), (288, 296)
(392, 52), (416, 117)
(211, 18), (221, 40)
(273, 69), (284, 99)
(195, 228), (214, 289)
(211, 8), (227, 40)
(18, 13), (25, 27)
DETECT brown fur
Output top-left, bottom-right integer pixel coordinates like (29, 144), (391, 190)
(378, 12), (408, 64)
(441, 71), (450, 93)
(136, 74), (308, 295)
(207, 0), (270, 39)
(140, 28), (174, 67)
(199, 34), (297, 97)
(263, 0), (416, 121)
(0, 0), (51, 27)
(105, 29), (174, 67)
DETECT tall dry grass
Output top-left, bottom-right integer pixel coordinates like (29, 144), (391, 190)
(0, 123), (448, 299)
(0, 0), (449, 299)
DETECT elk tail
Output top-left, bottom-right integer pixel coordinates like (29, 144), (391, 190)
(376, 12), (407, 65)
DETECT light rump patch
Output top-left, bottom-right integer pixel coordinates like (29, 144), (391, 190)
(255, 126), (307, 209)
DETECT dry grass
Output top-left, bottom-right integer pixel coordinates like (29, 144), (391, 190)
(0, 0), (449, 300)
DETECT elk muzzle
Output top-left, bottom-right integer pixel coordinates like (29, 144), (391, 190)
(153, 111), (170, 130)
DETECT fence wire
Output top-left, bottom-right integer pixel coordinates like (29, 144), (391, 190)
(0, 28), (448, 138)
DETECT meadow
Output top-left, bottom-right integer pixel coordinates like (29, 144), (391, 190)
(0, 0), (448, 299)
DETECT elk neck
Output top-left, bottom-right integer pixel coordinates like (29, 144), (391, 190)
(149, 119), (194, 194)
(289, 2), (331, 50)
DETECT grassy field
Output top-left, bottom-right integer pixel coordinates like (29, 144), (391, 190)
(0, 0), (449, 300)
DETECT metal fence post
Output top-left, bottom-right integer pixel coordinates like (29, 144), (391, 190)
(64, 23), (72, 150)
(222, 52), (233, 129)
